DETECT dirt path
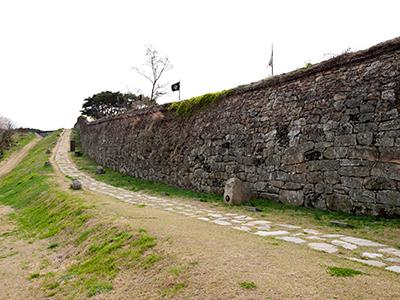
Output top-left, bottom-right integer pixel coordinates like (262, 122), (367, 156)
(0, 206), (48, 300)
(52, 130), (400, 299)
(0, 135), (41, 178)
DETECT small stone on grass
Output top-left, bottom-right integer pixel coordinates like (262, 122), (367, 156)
(330, 220), (355, 228)
(70, 180), (82, 190)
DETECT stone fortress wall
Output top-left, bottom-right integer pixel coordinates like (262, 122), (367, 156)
(77, 37), (400, 217)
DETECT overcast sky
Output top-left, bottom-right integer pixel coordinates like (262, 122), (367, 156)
(0, 0), (399, 130)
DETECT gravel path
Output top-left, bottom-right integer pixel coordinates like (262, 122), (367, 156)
(55, 129), (400, 274)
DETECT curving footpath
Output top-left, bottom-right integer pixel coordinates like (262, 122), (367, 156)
(55, 129), (400, 274)
(0, 135), (41, 178)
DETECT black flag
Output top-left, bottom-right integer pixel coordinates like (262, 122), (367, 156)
(171, 82), (180, 92)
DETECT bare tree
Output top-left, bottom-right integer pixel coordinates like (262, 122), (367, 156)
(0, 116), (16, 155)
(133, 46), (172, 103)
(0, 116), (15, 130)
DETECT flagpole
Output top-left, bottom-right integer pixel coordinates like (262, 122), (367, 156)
(271, 44), (274, 76)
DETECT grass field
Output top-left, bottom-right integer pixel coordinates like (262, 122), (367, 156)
(0, 132), (167, 298)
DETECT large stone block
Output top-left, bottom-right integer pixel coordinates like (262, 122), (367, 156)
(223, 178), (252, 205)
(371, 162), (400, 181)
(279, 190), (304, 206)
(323, 147), (348, 159)
(364, 177), (397, 190)
(338, 166), (370, 177)
(376, 190), (400, 206)
(334, 135), (357, 146)
(326, 193), (352, 213)
(379, 119), (400, 131)
(348, 147), (379, 161)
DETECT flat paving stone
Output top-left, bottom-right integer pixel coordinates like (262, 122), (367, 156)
(378, 248), (400, 257)
(293, 233), (305, 236)
(331, 239), (358, 250)
(348, 257), (386, 267)
(340, 236), (385, 247)
(276, 236), (306, 244)
(213, 220), (232, 226)
(233, 215), (247, 219)
(277, 224), (301, 229)
(308, 243), (338, 254)
(208, 213), (224, 218)
(385, 257), (400, 263)
(304, 236), (325, 241)
(248, 220), (272, 225)
(362, 252), (383, 259)
(255, 225), (271, 231)
(232, 226), (251, 232)
(321, 234), (344, 238)
(385, 266), (400, 273)
(304, 229), (321, 235)
(181, 212), (195, 216)
(254, 230), (289, 237)
(231, 220), (244, 224)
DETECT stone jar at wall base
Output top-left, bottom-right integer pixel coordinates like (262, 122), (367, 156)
(224, 178), (252, 205)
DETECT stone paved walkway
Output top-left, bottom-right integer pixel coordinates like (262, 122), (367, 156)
(55, 130), (400, 274)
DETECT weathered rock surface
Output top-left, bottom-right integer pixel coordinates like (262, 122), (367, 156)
(96, 166), (105, 174)
(70, 180), (82, 190)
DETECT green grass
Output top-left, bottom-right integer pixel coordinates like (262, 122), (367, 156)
(161, 282), (186, 297)
(240, 281), (257, 289)
(86, 280), (113, 297)
(327, 266), (363, 277)
(48, 242), (58, 249)
(142, 253), (162, 269)
(0, 132), (162, 298)
(29, 273), (41, 280)
(168, 89), (233, 116)
(169, 266), (183, 276)
(0, 132), (36, 162)
(0, 251), (18, 259)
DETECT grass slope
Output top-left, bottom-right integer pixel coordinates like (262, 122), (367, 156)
(0, 132), (36, 162)
(0, 132), (165, 298)
(168, 89), (233, 116)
